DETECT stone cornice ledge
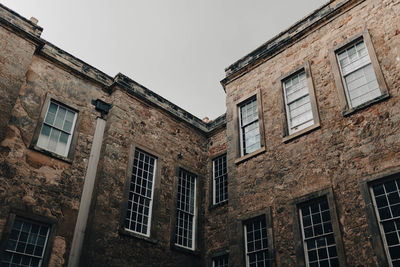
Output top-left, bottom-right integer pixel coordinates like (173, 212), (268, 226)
(221, 0), (365, 89)
(0, 3), (44, 46)
(113, 73), (226, 134)
(0, 3), (227, 135)
(39, 41), (114, 88)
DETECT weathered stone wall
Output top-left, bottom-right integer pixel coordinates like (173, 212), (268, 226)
(1, 0), (399, 266)
(0, 25), (37, 143)
(203, 127), (229, 266)
(81, 88), (209, 267)
(224, 0), (400, 266)
(0, 53), (107, 266)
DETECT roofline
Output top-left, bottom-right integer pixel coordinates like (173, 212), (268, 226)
(0, 3), (226, 135)
(220, 0), (365, 89)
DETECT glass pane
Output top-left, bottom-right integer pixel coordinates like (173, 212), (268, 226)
(44, 111), (55, 125)
(54, 107), (66, 129)
(63, 111), (75, 132)
(48, 102), (58, 114)
(48, 128), (60, 152)
(56, 132), (69, 156)
(37, 125), (51, 149)
(65, 110), (75, 122)
(63, 121), (73, 133)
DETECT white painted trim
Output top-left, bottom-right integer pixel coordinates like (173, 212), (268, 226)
(67, 118), (106, 267)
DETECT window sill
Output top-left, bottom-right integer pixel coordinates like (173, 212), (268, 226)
(171, 244), (201, 256)
(30, 145), (73, 164)
(209, 200), (228, 210)
(119, 228), (158, 245)
(283, 123), (321, 143)
(235, 147), (266, 165)
(342, 93), (389, 117)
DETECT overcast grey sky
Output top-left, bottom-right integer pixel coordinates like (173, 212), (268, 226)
(1, 0), (326, 120)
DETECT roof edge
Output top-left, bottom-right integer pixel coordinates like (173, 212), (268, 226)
(222, 0), (364, 85)
(0, 3), (226, 135)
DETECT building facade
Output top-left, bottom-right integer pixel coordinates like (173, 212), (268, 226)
(0, 0), (399, 266)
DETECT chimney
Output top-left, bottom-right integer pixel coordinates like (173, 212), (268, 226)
(29, 17), (38, 25)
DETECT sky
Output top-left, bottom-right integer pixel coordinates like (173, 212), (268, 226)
(1, 0), (327, 120)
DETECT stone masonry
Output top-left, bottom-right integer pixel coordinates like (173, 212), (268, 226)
(0, 0), (400, 266)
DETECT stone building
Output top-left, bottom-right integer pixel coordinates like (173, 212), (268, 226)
(0, 0), (399, 266)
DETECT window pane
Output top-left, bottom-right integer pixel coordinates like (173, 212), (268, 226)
(371, 179), (400, 266)
(45, 102), (58, 125)
(63, 110), (75, 132)
(37, 125), (51, 149)
(37, 101), (77, 157)
(1, 218), (50, 267)
(338, 40), (381, 108)
(56, 132), (69, 156)
(213, 155), (228, 204)
(245, 217), (270, 267)
(300, 198), (340, 266)
(44, 111), (55, 125)
(54, 107), (66, 129)
(125, 150), (157, 236)
(284, 70), (314, 133)
(48, 128), (60, 152)
(239, 97), (261, 155)
(175, 169), (196, 248)
(213, 254), (229, 267)
(240, 98), (258, 126)
(243, 121), (260, 154)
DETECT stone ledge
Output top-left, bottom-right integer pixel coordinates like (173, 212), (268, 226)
(0, 3), (227, 135)
(342, 93), (390, 117)
(0, 3), (43, 38)
(221, 0), (365, 86)
(234, 147), (266, 165)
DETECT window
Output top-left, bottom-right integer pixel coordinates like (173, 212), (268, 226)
(281, 62), (320, 138)
(239, 97), (261, 156)
(212, 254), (229, 267)
(299, 197), (340, 267)
(243, 216), (271, 267)
(233, 90), (266, 163)
(331, 29), (388, 115)
(283, 70), (313, 134)
(175, 169), (197, 250)
(213, 154), (228, 205)
(337, 40), (380, 108)
(293, 189), (346, 267)
(1, 217), (50, 267)
(36, 100), (77, 157)
(369, 177), (400, 266)
(124, 149), (157, 237)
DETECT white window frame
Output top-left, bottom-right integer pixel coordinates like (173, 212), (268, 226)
(174, 169), (197, 250)
(279, 61), (320, 142)
(330, 28), (389, 115)
(238, 97), (260, 156)
(283, 70), (314, 135)
(36, 100), (77, 157)
(1, 217), (51, 267)
(212, 254), (229, 267)
(369, 178), (400, 267)
(336, 39), (380, 109)
(212, 154), (228, 205)
(298, 198), (340, 267)
(243, 216), (270, 267)
(124, 149), (157, 237)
